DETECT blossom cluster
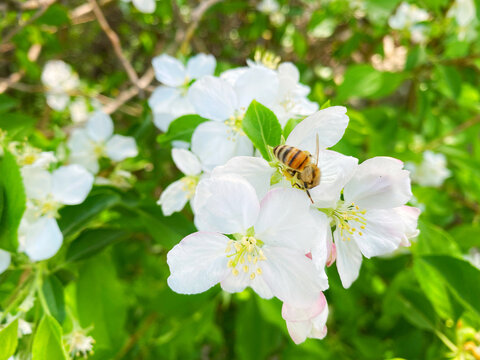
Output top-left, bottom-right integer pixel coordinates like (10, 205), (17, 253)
(154, 53), (421, 344)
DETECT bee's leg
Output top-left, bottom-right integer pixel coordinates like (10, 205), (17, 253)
(306, 190), (314, 204)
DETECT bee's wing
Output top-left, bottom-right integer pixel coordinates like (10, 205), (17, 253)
(315, 133), (320, 166)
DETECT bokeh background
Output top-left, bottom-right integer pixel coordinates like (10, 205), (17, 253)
(1, 0), (480, 359)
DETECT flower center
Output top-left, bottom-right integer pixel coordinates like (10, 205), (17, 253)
(330, 201), (367, 241)
(180, 175), (199, 199)
(225, 111), (245, 138)
(225, 235), (267, 280)
(93, 142), (106, 158)
(32, 196), (61, 218)
(254, 50), (281, 69)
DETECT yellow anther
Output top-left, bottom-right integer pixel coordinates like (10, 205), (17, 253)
(234, 243), (242, 251)
(232, 269), (239, 276)
(225, 245), (232, 253)
(351, 228), (356, 232)
(250, 273), (256, 280)
(360, 225), (365, 229)
(243, 265), (249, 273)
(240, 257), (245, 264)
(227, 260), (234, 268)
(358, 232), (363, 236)
(253, 257), (258, 264)
(256, 268), (262, 275)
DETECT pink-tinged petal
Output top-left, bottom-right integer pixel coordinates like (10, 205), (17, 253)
(250, 275), (274, 299)
(157, 179), (191, 216)
(254, 188), (316, 252)
(152, 54), (186, 87)
(261, 246), (327, 307)
(343, 157), (412, 209)
(105, 135), (138, 161)
(282, 292), (327, 322)
(286, 320), (311, 345)
(191, 121), (253, 171)
(86, 111), (114, 142)
(352, 209), (403, 258)
(309, 210), (331, 279)
(0, 250), (11, 274)
(193, 175), (260, 234)
(334, 229), (363, 288)
(167, 232), (230, 294)
(172, 148), (202, 176)
(51, 165), (94, 205)
(326, 242), (336, 267)
(211, 156), (274, 199)
(286, 106), (349, 151)
(20, 217), (63, 262)
(188, 76), (237, 121)
(186, 54), (216, 80)
(309, 150), (358, 208)
(234, 66), (279, 109)
(393, 205), (421, 247)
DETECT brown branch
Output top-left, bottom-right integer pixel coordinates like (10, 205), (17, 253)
(89, 0), (140, 87)
(0, 44), (42, 94)
(179, 0), (223, 54)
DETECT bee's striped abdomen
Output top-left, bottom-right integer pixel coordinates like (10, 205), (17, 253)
(273, 145), (310, 171)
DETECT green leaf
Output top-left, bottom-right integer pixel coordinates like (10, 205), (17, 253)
(0, 319), (18, 360)
(450, 224), (480, 251)
(242, 100), (282, 160)
(283, 118), (302, 139)
(66, 228), (130, 262)
(0, 94), (19, 114)
(0, 113), (37, 139)
(58, 189), (121, 238)
(157, 115), (208, 144)
(77, 253), (127, 352)
(413, 220), (460, 256)
(437, 65), (462, 98)
(336, 64), (405, 101)
(398, 288), (438, 331)
(35, 4), (70, 26)
(42, 275), (66, 324)
(420, 255), (480, 318)
(32, 315), (68, 360)
(0, 149), (26, 251)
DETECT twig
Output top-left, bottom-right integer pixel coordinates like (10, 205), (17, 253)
(89, 0), (140, 87)
(0, 44), (42, 94)
(114, 312), (158, 360)
(423, 115), (480, 150)
(179, 0), (223, 54)
(1, 0), (57, 46)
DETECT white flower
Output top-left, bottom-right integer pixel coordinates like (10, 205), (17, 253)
(41, 60), (79, 111)
(18, 216), (63, 261)
(66, 329), (95, 358)
(394, 205), (421, 247)
(21, 164), (94, 218)
(257, 0), (280, 14)
(313, 157), (416, 288)
(282, 292), (329, 344)
(0, 249), (11, 274)
(157, 148), (204, 216)
(407, 151), (451, 187)
(388, 2), (430, 43)
(465, 248), (480, 270)
(69, 97), (90, 123)
(68, 111), (138, 174)
(149, 54), (216, 131)
(448, 0), (476, 31)
(188, 66), (279, 170)
(129, 0), (156, 13)
(15, 148), (56, 169)
(210, 106), (355, 204)
(168, 176), (327, 307)
(270, 62), (318, 126)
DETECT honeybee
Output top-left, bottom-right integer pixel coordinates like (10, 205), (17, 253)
(273, 134), (321, 202)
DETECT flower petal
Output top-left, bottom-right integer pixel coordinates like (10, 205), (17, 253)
(0, 249), (11, 274)
(51, 165), (94, 205)
(211, 156), (274, 199)
(157, 179), (191, 216)
(148, 86), (179, 112)
(152, 54), (186, 87)
(191, 121), (253, 171)
(193, 175), (260, 234)
(353, 209), (404, 258)
(282, 292), (327, 322)
(172, 148), (202, 176)
(167, 232), (230, 294)
(285, 320), (311, 345)
(286, 106), (349, 151)
(234, 66), (279, 109)
(394, 205), (421, 246)
(86, 111), (114, 142)
(21, 167), (52, 201)
(46, 93), (70, 111)
(132, 0), (156, 13)
(20, 217), (63, 262)
(334, 229), (363, 288)
(105, 135), (138, 161)
(188, 76), (237, 121)
(309, 150), (358, 208)
(262, 246), (326, 307)
(186, 54), (216, 80)
(343, 157), (412, 209)
(254, 188), (316, 252)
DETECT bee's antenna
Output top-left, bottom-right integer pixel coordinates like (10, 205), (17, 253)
(306, 190), (314, 204)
